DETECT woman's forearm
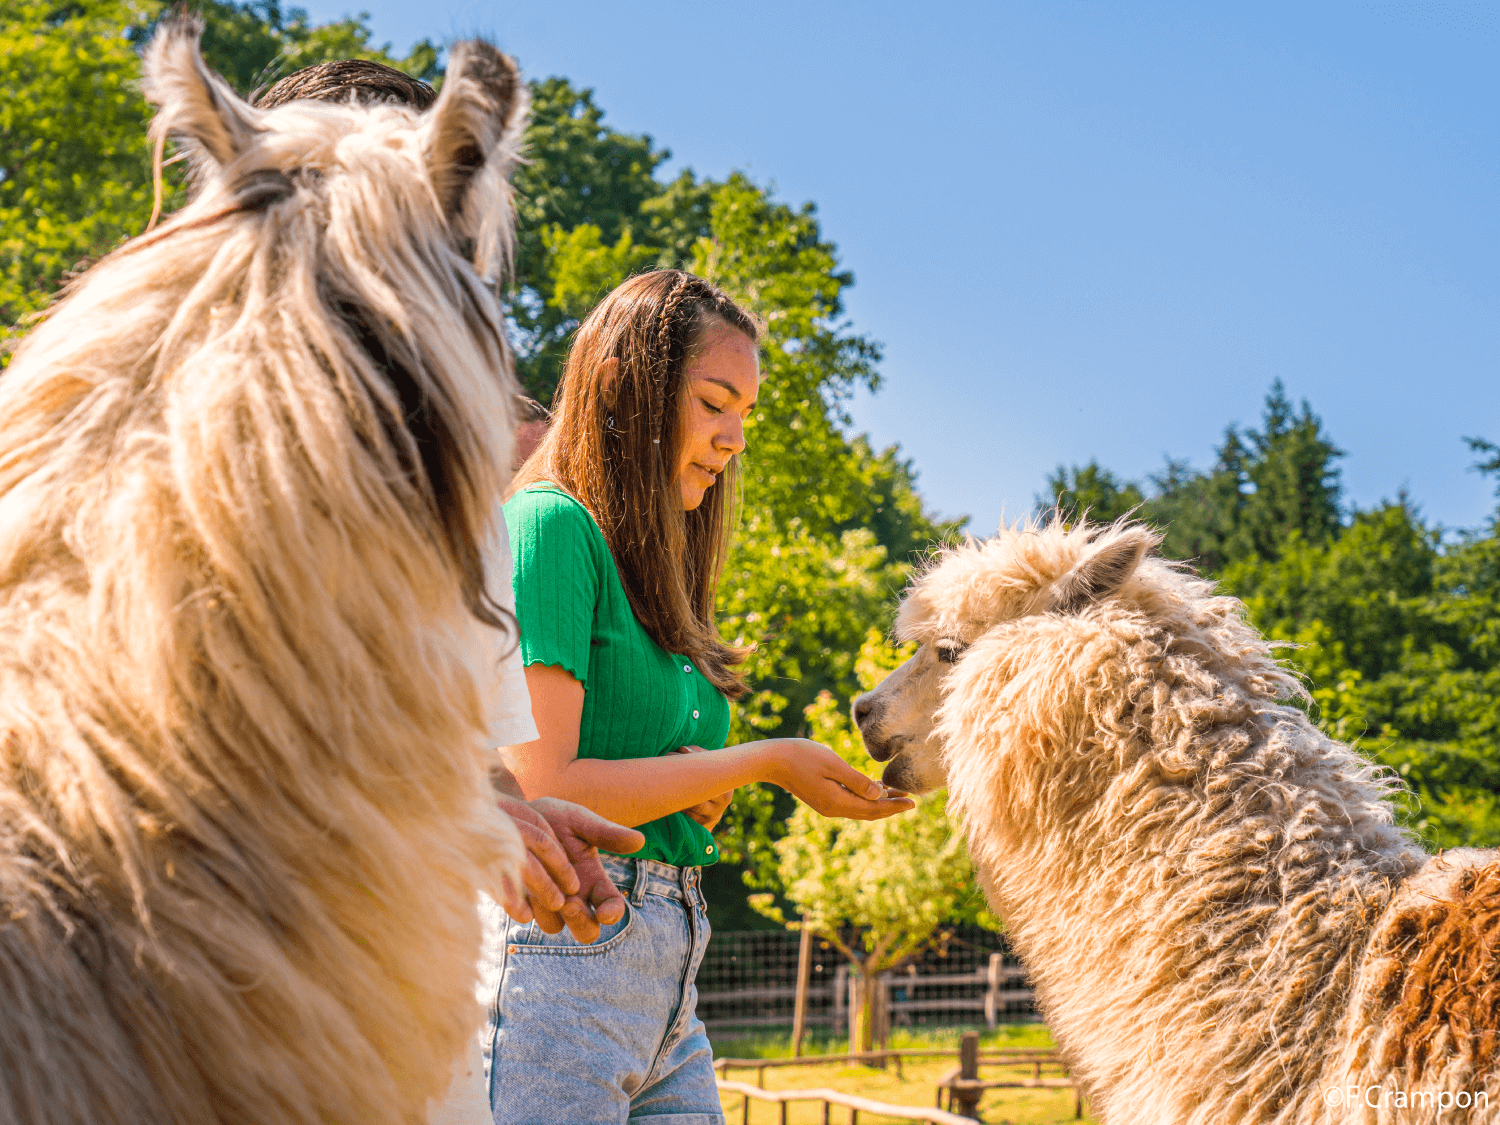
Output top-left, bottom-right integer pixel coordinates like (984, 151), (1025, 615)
(502, 740), (784, 827)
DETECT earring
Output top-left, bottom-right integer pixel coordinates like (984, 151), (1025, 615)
(606, 414), (615, 430)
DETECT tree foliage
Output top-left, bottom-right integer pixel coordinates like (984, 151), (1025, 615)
(1041, 380), (1345, 571)
(1, 0), (159, 329)
(2, 0), (436, 341)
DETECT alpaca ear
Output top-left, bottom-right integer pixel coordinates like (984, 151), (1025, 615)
(422, 40), (528, 279)
(1051, 527), (1155, 614)
(144, 16), (262, 171)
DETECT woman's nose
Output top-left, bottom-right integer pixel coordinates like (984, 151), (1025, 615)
(718, 415), (746, 454)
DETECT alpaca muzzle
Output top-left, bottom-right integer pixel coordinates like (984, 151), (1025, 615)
(852, 693), (893, 760)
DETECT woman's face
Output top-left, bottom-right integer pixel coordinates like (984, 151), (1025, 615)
(676, 324), (760, 511)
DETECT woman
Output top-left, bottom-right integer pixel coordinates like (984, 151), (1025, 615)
(486, 270), (913, 1122)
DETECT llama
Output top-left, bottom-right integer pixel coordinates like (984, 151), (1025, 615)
(854, 520), (1499, 1124)
(0, 22), (529, 1125)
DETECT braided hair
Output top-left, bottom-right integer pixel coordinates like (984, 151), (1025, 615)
(511, 270), (759, 698)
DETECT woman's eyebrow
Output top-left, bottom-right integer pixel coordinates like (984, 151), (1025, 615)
(700, 377), (746, 401)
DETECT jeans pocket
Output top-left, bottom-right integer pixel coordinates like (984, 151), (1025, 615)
(507, 902), (635, 956)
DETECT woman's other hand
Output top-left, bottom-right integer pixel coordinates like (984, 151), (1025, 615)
(759, 739), (916, 821)
(672, 744), (734, 830)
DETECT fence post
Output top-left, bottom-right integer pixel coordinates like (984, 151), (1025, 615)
(872, 974), (891, 1068)
(984, 953), (1002, 1031)
(832, 964), (847, 1037)
(846, 972), (864, 1062)
(952, 1030), (982, 1120)
(791, 921), (813, 1058)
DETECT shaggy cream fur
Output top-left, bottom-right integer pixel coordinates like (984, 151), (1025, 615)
(855, 520), (1499, 1124)
(0, 22), (528, 1125)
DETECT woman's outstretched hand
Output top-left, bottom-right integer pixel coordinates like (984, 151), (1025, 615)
(758, 739), (915, 821)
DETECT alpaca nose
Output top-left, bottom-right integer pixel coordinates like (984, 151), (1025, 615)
(852, 693), (875, 730)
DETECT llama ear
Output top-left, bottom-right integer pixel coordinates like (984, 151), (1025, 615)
(1051, 527), (1155, 614)
(143, 16), (262, 171)
(422, 40), (527, 277)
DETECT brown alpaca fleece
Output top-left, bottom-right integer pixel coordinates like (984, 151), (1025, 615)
(0, 20), (527, 1125)
(1376, 862), (1500, 1077)
(856, 519), (1499, 1124)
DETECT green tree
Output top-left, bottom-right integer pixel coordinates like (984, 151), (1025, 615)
(508, 78), (669, 401)
(1233, 380), (1345, 561)
(1145, 439), (1250, 572)
(1467, 436), (1500, 503)
(2, 0), (437, 342)
(1035, 383), (1345, 575)
(129, 1), (441, 95)
(1039, 461), (1145, 525)
(1224, 502), (1439, 683)
(1, 0), (160, 330)
(751, 636), (997, 1054)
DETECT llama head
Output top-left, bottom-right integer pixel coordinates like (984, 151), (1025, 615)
(854, 520), (1157, 794)
(144, 18), (526, 288)
(103, 19), (529, 627)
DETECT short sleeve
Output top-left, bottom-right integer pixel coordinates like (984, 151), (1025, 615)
(482, 513), (539, 747)
(503, 489), (602, 686)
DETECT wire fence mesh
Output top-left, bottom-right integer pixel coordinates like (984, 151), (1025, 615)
(695, 926), (1037, 1032)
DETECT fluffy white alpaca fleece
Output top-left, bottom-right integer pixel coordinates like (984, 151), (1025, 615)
(855, 520), (1499, 1124)
(0, 23), (529, 1125)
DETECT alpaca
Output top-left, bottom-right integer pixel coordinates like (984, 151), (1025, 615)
(0, 22), (529, 1125)
(854, 521), (1499, 1124)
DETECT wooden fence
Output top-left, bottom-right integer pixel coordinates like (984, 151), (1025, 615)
(717, 1078), (979, 1125)
(715, 1047), (1060, 1086)
(698, 953), (1034, 1032)
(714, 1037), (1086, 1122)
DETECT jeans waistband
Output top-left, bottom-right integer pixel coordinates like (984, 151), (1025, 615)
(601, 854), (700, 905)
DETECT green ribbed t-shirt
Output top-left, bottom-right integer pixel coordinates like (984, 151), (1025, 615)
(503, 484), (730, 868)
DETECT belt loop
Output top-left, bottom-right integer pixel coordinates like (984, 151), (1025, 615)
(629, 859), (647, 906)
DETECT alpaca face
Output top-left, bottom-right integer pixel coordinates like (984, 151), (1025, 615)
(854, 523), (1157, 794)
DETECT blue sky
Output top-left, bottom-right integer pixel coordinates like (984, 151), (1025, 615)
(301, 0), (1500, 535)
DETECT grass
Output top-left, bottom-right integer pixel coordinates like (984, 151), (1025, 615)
(710, 1025), (1096, 1124)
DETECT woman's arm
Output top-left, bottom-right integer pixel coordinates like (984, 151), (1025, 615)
(502, 664), (913, 826)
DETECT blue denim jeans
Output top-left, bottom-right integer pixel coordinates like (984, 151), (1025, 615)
(480, 855), (722, 1124)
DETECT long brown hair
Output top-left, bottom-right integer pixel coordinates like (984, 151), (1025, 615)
(511, 270), (758, 698)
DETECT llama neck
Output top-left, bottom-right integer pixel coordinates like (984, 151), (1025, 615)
(968, 709), (1422, 1122)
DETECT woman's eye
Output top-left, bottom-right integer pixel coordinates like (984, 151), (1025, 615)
(700, 399), (723, 415)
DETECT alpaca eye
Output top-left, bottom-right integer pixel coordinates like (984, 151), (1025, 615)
(935, 640), (967, 664)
